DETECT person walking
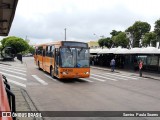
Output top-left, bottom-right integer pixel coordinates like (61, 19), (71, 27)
(139, 60), (143, 77)
(110, 58), (115, 72)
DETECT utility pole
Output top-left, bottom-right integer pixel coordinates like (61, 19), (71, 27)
(25, 35), (27, 40)
(64, 28), (66, 41)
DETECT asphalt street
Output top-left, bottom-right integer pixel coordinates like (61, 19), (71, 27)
(0, 57), (160, 120)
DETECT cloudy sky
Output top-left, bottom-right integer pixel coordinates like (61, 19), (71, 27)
(5, 0), (160, 44)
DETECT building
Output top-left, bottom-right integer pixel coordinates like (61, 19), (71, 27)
(90, 47), (160, 73)
(88, 41), (99, 48)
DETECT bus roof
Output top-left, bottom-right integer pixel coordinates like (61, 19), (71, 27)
(35, 41), (88, 48)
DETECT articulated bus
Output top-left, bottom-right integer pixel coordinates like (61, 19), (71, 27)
(34, 41), (90, 79)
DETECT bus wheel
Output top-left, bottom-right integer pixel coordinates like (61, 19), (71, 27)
(50, 67), (55, 78)
(38, 61), (41, 70)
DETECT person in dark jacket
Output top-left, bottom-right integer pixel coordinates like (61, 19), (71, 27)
(110, 58), (115, 72)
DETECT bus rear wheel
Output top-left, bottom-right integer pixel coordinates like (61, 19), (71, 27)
(50, 67), (55, 78)
(38, 61), (41, 70)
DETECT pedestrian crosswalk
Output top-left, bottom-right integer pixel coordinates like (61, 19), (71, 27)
(80, 71), (145, 83)
(0, 63), (148, 88)
(0, 64), (27, 88)
(7, 78), (26, 88)
(32, 75), (48, 85)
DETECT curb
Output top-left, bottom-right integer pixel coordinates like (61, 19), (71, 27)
(21, 88), (44, 120)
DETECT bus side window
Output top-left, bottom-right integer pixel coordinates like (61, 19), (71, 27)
(37, 46), (43, 55)
(51, 45), (55, 57)
(46, 46), (48, 56)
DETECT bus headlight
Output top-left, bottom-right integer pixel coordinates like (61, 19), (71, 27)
(62, 72), (68, 75)
(84, 72), (89, 74)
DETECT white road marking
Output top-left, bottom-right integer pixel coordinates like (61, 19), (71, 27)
(96, 72), (137, 80)
(44, 74), (57, 82)
(80, 78), (94, 82)
(91, 74), (118, 81)
(7, 79), (26, 88)
(0, 66), (26, 72)
(115, 73), (140, 79)
(111, 72), (149, 80)
(0, 64), (26, 70)
(0, 71), (27, 81)
(0, 69), (26, 76)
(94, 73), (129, 81)
(90, 77), (106, 82)
(32, 75), (48, 85)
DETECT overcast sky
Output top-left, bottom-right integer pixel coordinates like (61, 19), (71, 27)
(5, 0), (160, 44)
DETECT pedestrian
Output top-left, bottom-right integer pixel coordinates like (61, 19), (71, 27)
(139, 60), (143, 77)
(110, 58), (115, 72)
(17, 53), (23, 64)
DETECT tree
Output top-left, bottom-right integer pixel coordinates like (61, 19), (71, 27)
(154, 19), (160, 41)
(22, 45), (35, 55)
(112, 32), (129, 48)
(103, 37), (113, 48)
(126, 21), (151, 47)
(110, 30), (122, 47)
(0, 45), (2, 51)
(1, 36), (29, 54)
(98, 38), (105, 48)
(28, 46), (35, 54)
(98, 37), (113, 48)
(110, 30), (122, 36)
(142, 32), (157, 47)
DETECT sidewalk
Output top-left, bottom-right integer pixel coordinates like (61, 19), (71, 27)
(0, 58), (41, 120)
(91, 66), (160, 81)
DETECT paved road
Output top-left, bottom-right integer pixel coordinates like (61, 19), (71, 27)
(1, 57), (160, 120)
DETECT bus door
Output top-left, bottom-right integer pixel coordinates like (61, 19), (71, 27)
(34, 49), (37, 63)
(54, 48), (59, 76)
(42, 49), (46, 70)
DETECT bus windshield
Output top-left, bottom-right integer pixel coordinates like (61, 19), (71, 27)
(60, 47), (89, 68)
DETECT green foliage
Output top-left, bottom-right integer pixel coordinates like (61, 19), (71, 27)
(29, 46), (35, 54)
(112, 32), (129, 48)
(126, 21), (151, 47)
(1, 36), (29, 54)
(21, 46), (35, 55)
(98, 38), (105, 48)
(98, 37), (113, 48)
(0, 45), (2, 50)
(1, 37), (8, 47)
(142, 32), (157, 47)
(154, 19), (160, 40)
(103, 37), (112, 48)
(110, 30), (122, 37)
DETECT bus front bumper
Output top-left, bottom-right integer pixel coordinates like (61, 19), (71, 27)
(58, 68), (90, 79)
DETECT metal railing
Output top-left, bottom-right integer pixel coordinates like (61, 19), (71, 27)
(2, 74), (16, 120)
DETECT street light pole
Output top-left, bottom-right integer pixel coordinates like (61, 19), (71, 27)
(64, 28), (66, 41)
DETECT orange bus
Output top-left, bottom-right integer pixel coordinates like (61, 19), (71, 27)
(34, 41), (90, 79)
